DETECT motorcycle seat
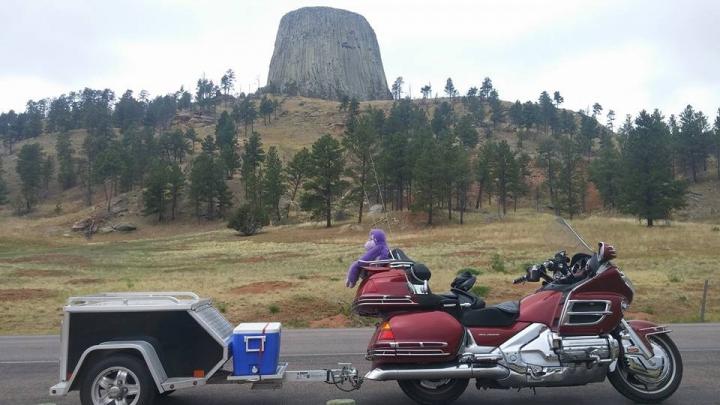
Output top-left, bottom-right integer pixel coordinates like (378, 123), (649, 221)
(461, 301), (520, 327)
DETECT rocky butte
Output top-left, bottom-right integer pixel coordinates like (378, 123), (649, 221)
(267, 7), (392, 101)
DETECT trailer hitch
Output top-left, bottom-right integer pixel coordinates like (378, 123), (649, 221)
(286, 363), (363, 392)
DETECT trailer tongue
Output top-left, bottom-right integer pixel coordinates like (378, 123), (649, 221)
(49, 292), (361, 405)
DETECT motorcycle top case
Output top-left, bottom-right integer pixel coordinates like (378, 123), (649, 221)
(232, 322), (281, 376)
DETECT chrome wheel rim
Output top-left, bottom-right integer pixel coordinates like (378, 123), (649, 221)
(91, 366), (141, 405)
(619, 336), (676, 394)
(419, 378), (452, 390)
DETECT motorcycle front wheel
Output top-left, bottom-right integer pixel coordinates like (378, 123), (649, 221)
(397, 378), (469, 405)
(608, 333), (683, 403)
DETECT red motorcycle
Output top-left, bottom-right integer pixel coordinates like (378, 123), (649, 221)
(354, 222), (682, 404)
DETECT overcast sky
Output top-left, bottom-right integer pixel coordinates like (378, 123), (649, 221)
(1, 0), (719, 122)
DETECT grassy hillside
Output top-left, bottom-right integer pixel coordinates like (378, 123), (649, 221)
(0, 95), (530, 228)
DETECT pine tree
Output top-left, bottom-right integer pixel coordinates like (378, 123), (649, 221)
(158, 128), (191, 164)
(474, 142), (494, 209)
(556, 136), (585, 218)
(455, 115), (478, 148)
(143, 160), (184, 221)
(215, 111), (240, 177)
(537, 138), (560, 213)
(262, 146), (286, 221)
(285, 147), (311, 215)
(619, 110), (686, 226)
(488, 140), (517, 216)
(392, 77), (404, 100)
(189, 151), (232, 219)
(510, 153), (531, 212)
(0, 156), (9, 205)
(412, 129), (442, 224)
(259, 96), (274, 125)
(143, 162), (169, 222)
(479, 77), (493, 100)
(94, 142), (123, 212)
(220, 69), (236, 98)
(342, 113), (378, 223)
(444, 78), (458, 101)
(431, 102), (454, 136)
(301, 134), (347, 227)
(241, 132), (265, 204)
(455, 148), (472, 224)
(420, 84), (432, 100)
(589, 136), (622, 209)
(487, 89), (503, 129)
(538, 91), (556, 135)
(677, 105), (710, 182)
(438, 134), (462, 220)
(56, 132), (76, 190)
(232, 99), (258, 135)
(508, 101), (523, 127)
(41, 156), (54, 193)
(185, 127), (198, 152)
(167, 163), (184, 220)
(15, 143), (44, 212)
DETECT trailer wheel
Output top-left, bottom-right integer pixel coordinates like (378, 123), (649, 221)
(79, 354), (157, 405)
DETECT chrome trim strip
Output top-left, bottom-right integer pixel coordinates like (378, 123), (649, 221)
(640, 325), (672, 336)
(59, 311), (70, 384)
(562, 300), (613, 326)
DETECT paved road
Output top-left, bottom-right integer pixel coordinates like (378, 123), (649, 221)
(1, 324), (719, 405)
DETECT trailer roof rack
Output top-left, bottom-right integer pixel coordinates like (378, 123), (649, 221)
(65, 291), (211, 312)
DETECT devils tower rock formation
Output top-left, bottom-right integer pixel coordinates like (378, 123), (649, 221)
(267, 7), (392, 101)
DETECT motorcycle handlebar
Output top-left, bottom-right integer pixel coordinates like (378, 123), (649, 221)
(513, 276), (526, 284)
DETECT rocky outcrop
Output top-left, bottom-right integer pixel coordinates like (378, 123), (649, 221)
(267, 7), (392, 101)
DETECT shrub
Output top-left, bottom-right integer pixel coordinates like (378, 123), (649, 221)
(667, 270), (684, 283)
(472, 285), (491, 298)
(490, 254), (506, 273)
(269, 304), (280, 314)
(227, 204), (268, 236)
(457, 268), (483, 276)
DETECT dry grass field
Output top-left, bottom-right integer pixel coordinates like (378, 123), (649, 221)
(0, 210), (718, 335)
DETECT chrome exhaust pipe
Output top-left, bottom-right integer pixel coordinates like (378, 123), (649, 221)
(364, 363), (509, 381)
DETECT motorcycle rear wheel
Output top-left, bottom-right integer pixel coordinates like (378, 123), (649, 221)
(397, 378), (469, 405)
(608, 333), (683, 403)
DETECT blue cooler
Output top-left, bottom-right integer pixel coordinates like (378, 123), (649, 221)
(232, 322), (282, 376)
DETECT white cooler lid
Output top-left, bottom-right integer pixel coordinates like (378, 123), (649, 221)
(234, 322), (282, 334)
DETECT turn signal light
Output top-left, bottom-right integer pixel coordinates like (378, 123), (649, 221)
(377, 322), (395, 340)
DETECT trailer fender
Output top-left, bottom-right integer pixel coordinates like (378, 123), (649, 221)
(51, 340), (168, 396)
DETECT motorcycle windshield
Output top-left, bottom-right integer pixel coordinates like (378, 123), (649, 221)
(542, 216), (595, 256)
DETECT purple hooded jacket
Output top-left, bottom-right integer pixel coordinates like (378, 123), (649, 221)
(346, 229), (390, 288)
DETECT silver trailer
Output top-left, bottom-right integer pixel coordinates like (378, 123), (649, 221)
(49, 292), (360, 405)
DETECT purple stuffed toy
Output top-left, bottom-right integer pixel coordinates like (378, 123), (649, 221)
(346, 229), (391, 288)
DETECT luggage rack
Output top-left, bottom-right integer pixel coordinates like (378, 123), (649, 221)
(65, 292), (211, 311)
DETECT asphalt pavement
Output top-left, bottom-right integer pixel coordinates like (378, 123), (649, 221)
(1, 324), (718, 405)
